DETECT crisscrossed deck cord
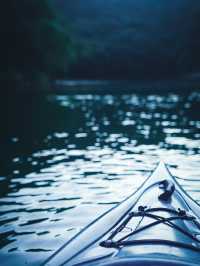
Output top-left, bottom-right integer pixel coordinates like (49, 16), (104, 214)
(118, 213), (198, 243)
(108, 207), (178, 240)
(100, 207), (200, 249)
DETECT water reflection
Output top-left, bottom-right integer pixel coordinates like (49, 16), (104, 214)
(0, 90), (200, 265)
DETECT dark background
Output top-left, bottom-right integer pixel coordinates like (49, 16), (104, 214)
(56, 0), (200, 80)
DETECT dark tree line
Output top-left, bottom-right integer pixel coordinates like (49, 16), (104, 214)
(56, 0), (200, 80)
(0, 0), (76, 89)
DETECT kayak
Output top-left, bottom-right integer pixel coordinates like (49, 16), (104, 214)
(43, 162), (200, 266)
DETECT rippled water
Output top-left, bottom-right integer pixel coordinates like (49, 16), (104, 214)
(0, 89), (200, 265)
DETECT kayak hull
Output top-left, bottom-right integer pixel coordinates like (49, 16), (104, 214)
(43, 162), (200, 266)
(95, 257), (198, 266)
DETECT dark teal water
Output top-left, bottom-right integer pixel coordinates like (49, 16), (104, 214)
(0, 89), (200, 265)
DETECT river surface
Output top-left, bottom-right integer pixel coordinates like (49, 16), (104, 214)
(0, 87), (200, 265)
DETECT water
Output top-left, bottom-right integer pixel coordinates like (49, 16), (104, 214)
(0, 88), (200, 265)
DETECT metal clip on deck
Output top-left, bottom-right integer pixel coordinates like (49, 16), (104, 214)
(159, 179), (175, 201)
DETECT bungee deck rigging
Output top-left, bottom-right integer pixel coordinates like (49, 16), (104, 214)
(43, 162), (200, 266)
(100, 206), (200, 252)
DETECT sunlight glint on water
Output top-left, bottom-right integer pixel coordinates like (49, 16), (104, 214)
(0, 91), (199, 265)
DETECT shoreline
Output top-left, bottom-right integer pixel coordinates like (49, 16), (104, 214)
(52, 78), (200, 94)
(3, 78), (200, 95)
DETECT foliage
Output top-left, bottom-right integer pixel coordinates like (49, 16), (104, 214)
(0, 0), (75, 88)
(56, 0), (200, 79)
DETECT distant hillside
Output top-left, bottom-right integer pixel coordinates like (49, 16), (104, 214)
(55, 0), (200, 80)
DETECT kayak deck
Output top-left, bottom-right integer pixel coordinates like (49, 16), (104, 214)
(43, 162), (200, 266)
